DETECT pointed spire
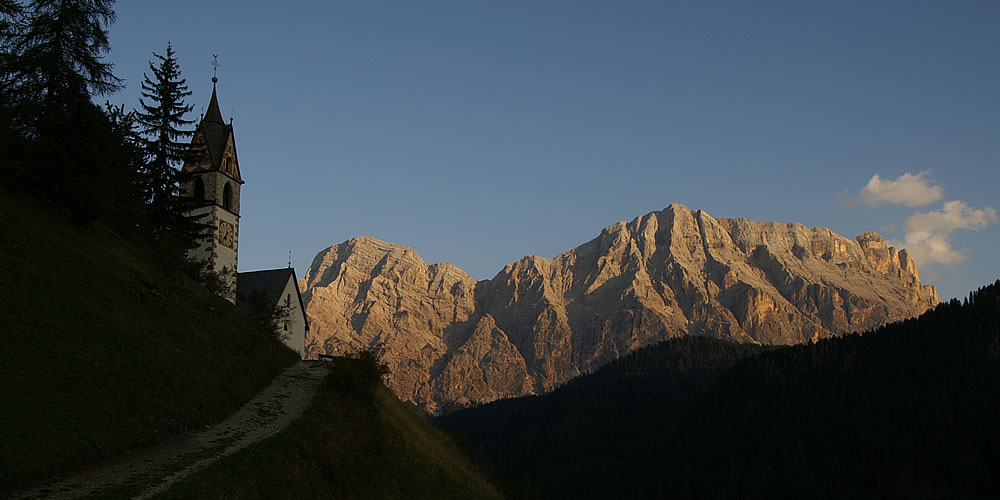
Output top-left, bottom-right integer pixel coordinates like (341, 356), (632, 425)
(204, 79), (225, 125)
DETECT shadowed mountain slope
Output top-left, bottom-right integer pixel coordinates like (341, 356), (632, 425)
(435, 280), (1000, 499)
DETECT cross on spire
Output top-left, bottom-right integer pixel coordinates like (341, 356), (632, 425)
(211, 54), (220, 83)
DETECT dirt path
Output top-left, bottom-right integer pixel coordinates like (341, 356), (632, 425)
(18, 360), (328, 499)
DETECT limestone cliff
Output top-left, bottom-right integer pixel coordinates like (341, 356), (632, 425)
(301, 205), (939, 412)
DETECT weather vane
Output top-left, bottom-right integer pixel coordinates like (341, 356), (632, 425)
(211, 54), (220, 82)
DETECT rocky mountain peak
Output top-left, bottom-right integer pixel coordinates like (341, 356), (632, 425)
(855, 231), (921, 281)
(300, 206), (939, 413)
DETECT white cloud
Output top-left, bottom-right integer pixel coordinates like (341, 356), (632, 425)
(892, 200), (997, 265)
(859, 171), (943, 207)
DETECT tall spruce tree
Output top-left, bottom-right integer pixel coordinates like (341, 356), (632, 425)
(9, 0), (122, 112)
(4, 0), (125, 221)
(0, 1), (25, 178)
(134, 43), (208, 271)
(0, 0), (21, 26)
(0, 1), (23, 69)
(0, 1), (24, 89)
(135, 42), (193, 215)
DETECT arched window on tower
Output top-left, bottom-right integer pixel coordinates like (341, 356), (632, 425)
(222, 182), (232, 211)
(222, 157), (230, 174)
(193, 178), (205, 201)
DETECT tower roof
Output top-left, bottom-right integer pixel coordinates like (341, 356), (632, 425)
(204, 83), (226, 125)
(182, 80), (243, 183)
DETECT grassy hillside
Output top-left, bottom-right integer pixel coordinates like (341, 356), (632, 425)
(156, 354), (502, 499)
(0, 190), (299, 494)
(439, 281), (1000, 498)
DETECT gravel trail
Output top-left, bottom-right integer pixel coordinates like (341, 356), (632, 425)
(17, 360), (328, 499)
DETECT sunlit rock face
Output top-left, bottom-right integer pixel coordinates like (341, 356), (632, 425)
(301, 205), (939, 413)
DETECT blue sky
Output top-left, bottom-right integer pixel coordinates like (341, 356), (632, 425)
(104, 1), (998, 301)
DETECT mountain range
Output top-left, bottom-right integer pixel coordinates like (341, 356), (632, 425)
(299, 203), (939, 412)
(434, 280), (1000, 498)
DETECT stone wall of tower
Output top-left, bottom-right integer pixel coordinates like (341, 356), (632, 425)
(180, 82), (243, 304)
(220, 138), (241, 213)
(213, 207), (239, 273)
(186, 204), (240, 303)
(186, 205), (214, 266)
(183, 171), (240, 216)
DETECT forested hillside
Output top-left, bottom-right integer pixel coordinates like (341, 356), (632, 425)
(437, 280), (1000, 498)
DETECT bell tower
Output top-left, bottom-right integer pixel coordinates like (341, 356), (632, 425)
(181, 77), (244, 301)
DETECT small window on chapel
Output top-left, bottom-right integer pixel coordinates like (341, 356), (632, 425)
(285, 294), (291, 308)
(193, 178), (205, 200)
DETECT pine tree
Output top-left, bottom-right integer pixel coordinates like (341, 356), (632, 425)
(0, 1), (23, 61)
(102, 101), (148, 236)
(135, 42), (193, 214)
(0, 0), (24, 183)
(9, 0), (122, 111)
(3, 0), (124, 221)
(0, 0), (21, 20)
(0, 1), (25, 145)
(0, 1), (24, 72)
(133, 43), (209, 271)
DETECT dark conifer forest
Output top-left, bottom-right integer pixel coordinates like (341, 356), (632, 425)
(436, 280), (1000, 499)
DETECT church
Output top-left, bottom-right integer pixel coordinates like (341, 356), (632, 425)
(180, 76), (241, 283)
(180, 77), (307, 358)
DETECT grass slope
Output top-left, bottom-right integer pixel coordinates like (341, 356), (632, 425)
(0, 191), (299, 494)
(157, 355), (502, 499)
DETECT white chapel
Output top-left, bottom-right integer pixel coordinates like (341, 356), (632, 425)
(181, 78), (307, 358)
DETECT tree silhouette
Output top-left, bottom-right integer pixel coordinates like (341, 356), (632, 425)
(136, 42), (193, 213)
(8, 0), (121, 112)
(3, 0), (125, 221)
(129, 42), (211, 269)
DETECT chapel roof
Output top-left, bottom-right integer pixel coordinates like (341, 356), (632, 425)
(236, 268), (309, 331)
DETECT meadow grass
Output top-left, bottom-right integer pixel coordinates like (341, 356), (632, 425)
(0, 190), (298, 493)
(156, 356), (502, 499)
